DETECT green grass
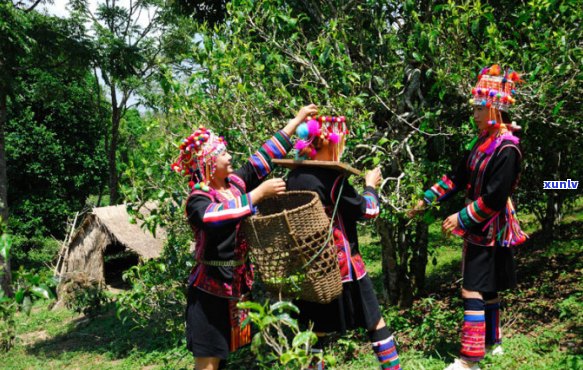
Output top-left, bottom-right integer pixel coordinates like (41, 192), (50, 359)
(1, 301), (193, 370)
(1, 205), (582, 369)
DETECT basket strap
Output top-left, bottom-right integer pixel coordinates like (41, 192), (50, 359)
(300, 177), (346, 270)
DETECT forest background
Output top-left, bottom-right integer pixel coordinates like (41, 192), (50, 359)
(0, 0), (581, 369)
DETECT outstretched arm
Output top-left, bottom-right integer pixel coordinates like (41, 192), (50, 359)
(234, 104), (319, 190)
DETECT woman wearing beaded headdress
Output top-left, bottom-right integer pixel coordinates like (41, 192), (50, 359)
(287, 116), (401, 370)
(408, 65), (527, 370)
(173, 104), (318, 370)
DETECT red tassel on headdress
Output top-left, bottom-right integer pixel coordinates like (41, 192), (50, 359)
(478, 134), (495, 153)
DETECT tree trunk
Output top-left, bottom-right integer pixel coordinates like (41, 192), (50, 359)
(377, 218), (399, 305)
(108, 83), (120, 205)
(397, 219), (413, 308)
(542, 192), (561, 243)
(541, 150), (563, 243)
(377, 217), (421, 308)
(411, 221), (428, 296)
(0, 92), (12, 296)
(108, 110), (120, 205)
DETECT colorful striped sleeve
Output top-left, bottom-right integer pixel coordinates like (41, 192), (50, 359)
(424, 175), (457, 204)
(458, 146), (520, 231)
(457, 197), (497, 230)
(362, 186), (380, 219)
(249, 130), (292, 179)
(202, 193), (255, 228)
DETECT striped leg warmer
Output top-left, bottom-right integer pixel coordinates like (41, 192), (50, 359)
(460, 298), (486, 362)
(484, 293), (502, 346)
(369, 326), (401, 370)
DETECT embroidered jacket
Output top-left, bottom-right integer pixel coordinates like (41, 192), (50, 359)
(424, 132), (527, 247)
(186, 131), (292, 298)
(287, 167), (380, 282)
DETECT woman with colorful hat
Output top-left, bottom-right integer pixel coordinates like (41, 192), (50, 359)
(173, 104), (318, 370)
(287, 115), (401, 370)
(408, 65), (528, 370)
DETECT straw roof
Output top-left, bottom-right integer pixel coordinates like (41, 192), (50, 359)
(91, 203), (165, 259)
(58, 203), (166, 283)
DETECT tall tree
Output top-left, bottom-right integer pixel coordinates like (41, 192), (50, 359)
(0, 0), (41, 295)
(0, 0), (97, 295)
(70, 0), (193, 204)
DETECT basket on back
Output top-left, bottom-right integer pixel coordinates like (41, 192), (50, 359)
(243, 191), (342, 304)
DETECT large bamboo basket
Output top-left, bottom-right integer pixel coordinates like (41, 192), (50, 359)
(243, 191), (342, 303)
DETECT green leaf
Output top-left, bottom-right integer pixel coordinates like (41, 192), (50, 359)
(275, 313), (298, 329)
(251, 332), (264, 352)
(0, 233), (11, 260)
(423, 212), (436, 224)
(292, 331), (317, 348)
(15, 289), (25, 304)
(40, 284), (55, 299)
(270, 300), (300, 314)
(552, 101), (565, 116)
(30, 286), (51, 300)
(279, 352), (294, 365)
(22, 296), (32, 316)
(237, 301), (264, 315)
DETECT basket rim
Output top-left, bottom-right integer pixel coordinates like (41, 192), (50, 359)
(248, 191), (323, 222)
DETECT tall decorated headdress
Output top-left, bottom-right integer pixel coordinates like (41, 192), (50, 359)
(171, 126), (227, 192)
(294, 115), (348, 161)
(469, 64), (522, 125)
(469, 65), (523, 153)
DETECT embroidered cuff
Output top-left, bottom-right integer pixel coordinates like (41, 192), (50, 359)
(363, 186), (380, 219)
(250, 131), (293, 179)
(458, 197), (496, 229)
(424, 175), (456, 204)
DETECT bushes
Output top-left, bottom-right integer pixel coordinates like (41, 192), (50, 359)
(58, 272), (111, 317)
(9, 236), (60, 271)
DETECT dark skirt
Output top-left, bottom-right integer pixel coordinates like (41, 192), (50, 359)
(462, 242), (517, 293)
(294, 274), (382, 333)
(185, 286), (231, 360)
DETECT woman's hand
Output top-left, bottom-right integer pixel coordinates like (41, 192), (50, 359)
(407, 199), (426, 218)
(442, 212), (459, 236)
(250, 178), (286, 203)
(365, 167), (382, 189)
(282, 104), (318, 137)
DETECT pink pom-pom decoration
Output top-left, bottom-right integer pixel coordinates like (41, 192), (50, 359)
(307, 119), (320, 136)
(328, 133), (340, 144)
(309, 148), (317, 159)
(294, 140), (309, 151)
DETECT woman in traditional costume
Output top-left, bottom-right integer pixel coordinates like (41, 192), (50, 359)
(409, 65), (527, 370)
(173, 104), (318, 370)
(286, 116), (401, 370)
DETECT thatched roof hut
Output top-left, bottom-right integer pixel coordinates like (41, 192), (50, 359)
(57, 203), (166, 285)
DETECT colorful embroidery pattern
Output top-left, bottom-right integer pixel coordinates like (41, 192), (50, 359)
(188, 178), (253, 299)
(249, 131), (292, 179)
(458, 197), (496, 229)
(424, 175), (456, 204)
(363, 190), (380, 219)
(202, 193), (254, 227)
(460, 310), (486, 362)
(373, 336), (401, 369)
(329, 176), (377, 282)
